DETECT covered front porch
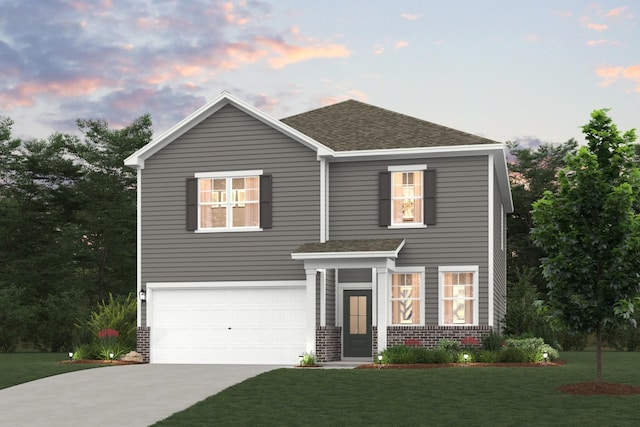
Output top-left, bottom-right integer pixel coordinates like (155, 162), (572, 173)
(291, 239), (406, 362)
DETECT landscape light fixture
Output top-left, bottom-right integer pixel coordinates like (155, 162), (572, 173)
(109, 352), (115, 360)
(298, 355), (303, 366)
(139, 289), (146, 302)
(68, 352), (73, 361)
(463, 353), (469, 364)
(543, 352), (548, 364)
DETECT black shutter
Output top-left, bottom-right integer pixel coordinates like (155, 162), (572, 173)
(424, 169), (436, 225)
(379, 171), (391, 226)
(260, 174), (272, 229)
(186, 178), (198, 231)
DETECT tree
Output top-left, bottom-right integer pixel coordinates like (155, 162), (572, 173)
(507, 140), (577, 292)
(531, 109), (640, 384)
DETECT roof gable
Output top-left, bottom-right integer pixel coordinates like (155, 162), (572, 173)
(124, 92), (331, 169)
(281, 99), (498, 151)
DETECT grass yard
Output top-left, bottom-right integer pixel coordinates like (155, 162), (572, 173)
(0, 352), (101, 390)
(154, 352), (640, 427)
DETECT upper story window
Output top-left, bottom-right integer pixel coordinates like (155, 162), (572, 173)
(439, 266), (479, 326)
(379, 165), (436, 228)
(391, 170), (423, 225)
(199, 176), (259, 229)
(187, 170), (272, 232)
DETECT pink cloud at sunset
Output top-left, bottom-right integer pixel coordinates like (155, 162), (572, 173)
(401, 13), (422, 20)
(255, 36), (350, 69)
(595, 65), (640, 92)
(394, 41), (409, 49)
(587, 22), (608, 31)
(3, 77), (114, 109)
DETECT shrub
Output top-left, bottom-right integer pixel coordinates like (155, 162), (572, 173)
(31, 290), (87, 352)
(604, 315), (640, 351)
(482, 329), (504, 351)
(504, 337), (559, 362)
(74, 293), (136, 359)
(300, 351), (318, 366)
(381, 346), (452, 364)
(437, 339), (460, 357)
(498, 346), (529, 363)
(556, 329), (588, 351)
(0, 286), (32, 352)
(72, 343), (97, 360)
(429, 348), (453, 364)
(475, 350), (499, 363)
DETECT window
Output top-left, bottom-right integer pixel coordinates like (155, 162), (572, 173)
(392, 171), (423, 225)
(391, 271), (423, 325)
(187, 170), (271, 232)
(439, 266), (478, 326)
(379, 166), (436, 227)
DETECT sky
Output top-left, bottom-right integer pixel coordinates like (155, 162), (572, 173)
(0, 0), (638, 148)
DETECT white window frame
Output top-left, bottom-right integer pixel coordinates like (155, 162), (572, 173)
(387, 164), (427, 229)
(194, 170), (263, 233)
(390, 267), (425, 326)
(438, 265), (479, 326)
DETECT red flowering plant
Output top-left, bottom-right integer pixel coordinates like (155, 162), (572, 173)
(404, 338), (422, 347)
(96, 328), (126, 361)
(460, 336), (480, 347)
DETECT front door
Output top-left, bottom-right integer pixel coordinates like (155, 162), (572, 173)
(343, 290), (372, 358)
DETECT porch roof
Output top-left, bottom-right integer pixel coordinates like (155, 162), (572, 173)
(291, 238), (405, 260)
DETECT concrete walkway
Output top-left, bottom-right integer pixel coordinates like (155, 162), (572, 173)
(0, 364), (280, 427)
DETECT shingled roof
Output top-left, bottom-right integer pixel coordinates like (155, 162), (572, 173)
(281, 99), (498, 152)
(293, 238), (405, 254)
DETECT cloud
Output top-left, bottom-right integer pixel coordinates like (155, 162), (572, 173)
(587, 39), (607, 46)
(401, 13), (422, 20)
(374, 45), (385, 55)
(606, 7), (626, 17)
(256, 34), (351, 69)
(525, 34), (540, 43)
(395, 41), (409, 49)
(595, 65), (640, 92)
(587, 22), (608, 31)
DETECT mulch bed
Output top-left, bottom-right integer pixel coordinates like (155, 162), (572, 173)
(557, 382), (640, 395)
(355, 361), (565, 369)
(59, 359), (145, 365)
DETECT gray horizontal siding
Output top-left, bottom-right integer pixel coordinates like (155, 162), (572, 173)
(141, 104), (320, 283)
(329, 156), (490, 325)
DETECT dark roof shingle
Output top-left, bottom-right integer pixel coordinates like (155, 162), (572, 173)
(281, 99), (498, 151)
(293, 238), (405, 254)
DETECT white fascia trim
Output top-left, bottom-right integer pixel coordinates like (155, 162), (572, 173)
(195, 170), (263, 178)
(488, 154), (495, 327)
(328, 144), (506, 161)
(292, 240), (405, 261)
(136, 169), (142, 327)
(124, 91), (333, 169)
(387, 164), (427, 172)
(320, 158), (327, 243)
(146, 281), (306, 290)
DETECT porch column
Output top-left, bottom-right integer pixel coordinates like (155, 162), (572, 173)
(376, 267), (389, 352)
(305, 268), (317, 353)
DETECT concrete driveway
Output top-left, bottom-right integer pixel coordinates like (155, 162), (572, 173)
(0, 364), (280, 427)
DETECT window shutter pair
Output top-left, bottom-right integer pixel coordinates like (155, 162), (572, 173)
(378, 170), (436, 226)
(186, 175), (273, 231)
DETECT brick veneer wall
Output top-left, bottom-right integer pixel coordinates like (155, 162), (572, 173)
(316, 326), (341, 362)
(137, 326), (150, 363)
(386, 325), (492, 348)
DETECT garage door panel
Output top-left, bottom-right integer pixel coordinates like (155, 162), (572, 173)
(150, 287), (306, 364)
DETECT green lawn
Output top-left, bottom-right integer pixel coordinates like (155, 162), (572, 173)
(154, 352), (640, 427)
(0, 352), (101, 390)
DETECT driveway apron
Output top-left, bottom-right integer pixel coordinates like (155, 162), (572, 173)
(0, 364), (279, 427)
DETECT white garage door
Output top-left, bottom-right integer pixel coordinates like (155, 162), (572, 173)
(149, 286), (306, 364)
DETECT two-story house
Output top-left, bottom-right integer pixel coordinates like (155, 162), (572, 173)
(124, 92), (513, 364)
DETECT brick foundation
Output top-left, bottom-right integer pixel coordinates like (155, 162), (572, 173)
(316, 326), (342, 362)
(386, 325), (492, 348)
(137, 326), (150, 363)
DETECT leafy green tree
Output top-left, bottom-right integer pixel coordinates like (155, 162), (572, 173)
(67, 115), (152, 300)
(531, 109), (640, 384)
(507, 140), (577, 292)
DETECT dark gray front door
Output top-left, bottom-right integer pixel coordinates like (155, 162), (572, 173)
(343, 290), (372, 358)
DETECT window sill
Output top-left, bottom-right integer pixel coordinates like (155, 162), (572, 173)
(387, 224), (427, 229)
(195, 227), (263, 233)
